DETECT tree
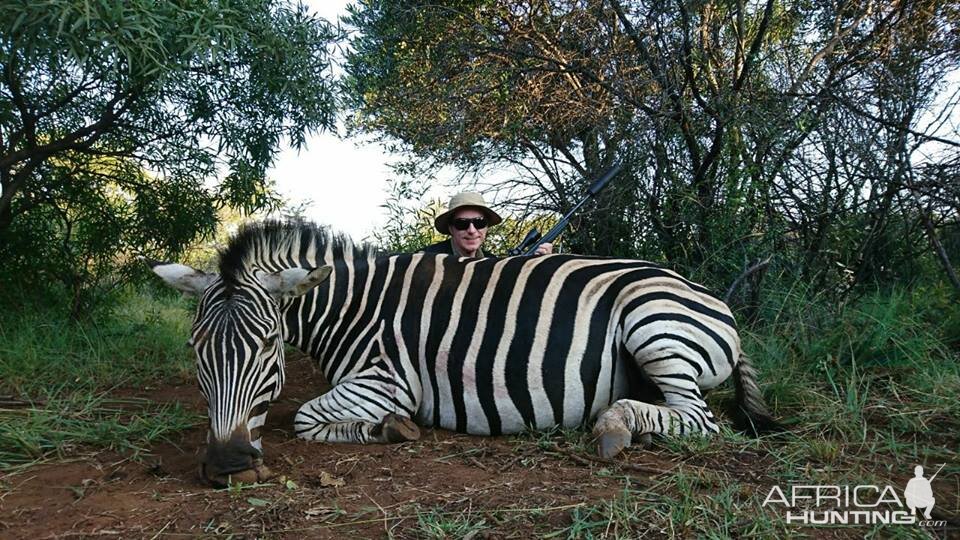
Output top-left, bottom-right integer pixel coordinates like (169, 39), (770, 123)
(0, 0), (338, 309)
(344, 0), (959, 292)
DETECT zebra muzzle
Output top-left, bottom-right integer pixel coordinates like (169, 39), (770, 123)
(199, 457), (275, 488)
(199, 429), (274, 488)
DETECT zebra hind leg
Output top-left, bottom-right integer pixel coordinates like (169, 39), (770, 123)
(593, 344), (724, 458)
(592, 397), (719, 458)
(592, 366), (720, 458)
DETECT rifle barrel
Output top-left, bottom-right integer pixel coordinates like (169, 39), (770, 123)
(928, 463), (946, 482)
(520, 163), (621, 256)
(588, 163), (622, 195)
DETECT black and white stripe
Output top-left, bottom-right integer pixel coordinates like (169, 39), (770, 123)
(187, 272), (286, 451)
(154, 221), (775, 456)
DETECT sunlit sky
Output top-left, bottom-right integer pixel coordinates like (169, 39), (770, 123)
(266, 1), (450, 242)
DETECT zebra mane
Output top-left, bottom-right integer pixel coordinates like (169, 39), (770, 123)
(218, 220), (378, 286)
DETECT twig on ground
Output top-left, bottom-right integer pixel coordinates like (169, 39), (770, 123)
(544, 442), (670, 476)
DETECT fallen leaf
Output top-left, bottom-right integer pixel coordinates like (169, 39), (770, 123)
(320, 471), (345, 487)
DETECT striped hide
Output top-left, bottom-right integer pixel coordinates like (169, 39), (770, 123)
(151, 220), (776, 470)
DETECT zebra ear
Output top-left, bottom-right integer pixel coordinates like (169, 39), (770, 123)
(147, 260), (217, 296)
(261, 266), (332, 299)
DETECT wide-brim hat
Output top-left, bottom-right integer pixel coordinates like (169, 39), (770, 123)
(434, 192), (503, 234)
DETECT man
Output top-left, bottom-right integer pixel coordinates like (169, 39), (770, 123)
(422, 192), (552, 257)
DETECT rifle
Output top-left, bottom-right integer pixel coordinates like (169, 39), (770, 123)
(508, 163), (622, 256)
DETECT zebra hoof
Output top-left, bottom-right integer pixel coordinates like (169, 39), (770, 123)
(202, 465), (255, 488)
(225, 468), (259, 486)
(637, 433), (653, 449)
(381, 413), (421, 443)
(596, 428), (632, 459)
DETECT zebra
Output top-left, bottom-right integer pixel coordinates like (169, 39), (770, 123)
(150, 221), (776, 486)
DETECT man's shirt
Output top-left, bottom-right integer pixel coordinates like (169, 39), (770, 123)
(421, 239), (495, 258)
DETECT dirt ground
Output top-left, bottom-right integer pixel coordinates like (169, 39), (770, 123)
(1, 354), (957, 539)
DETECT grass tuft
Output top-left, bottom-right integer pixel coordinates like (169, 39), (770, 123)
(0, 288), (199, 471)
(415, 506), (489, 539)
(0, 391), (201, 471)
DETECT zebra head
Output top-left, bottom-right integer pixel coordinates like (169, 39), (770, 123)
(149, 260), (331, 486)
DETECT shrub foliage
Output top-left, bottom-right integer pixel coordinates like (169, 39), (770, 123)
(344, 0), (960, 295)
(0, 0), (338, 314)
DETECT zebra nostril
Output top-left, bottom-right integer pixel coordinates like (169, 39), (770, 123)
(199, 438), (273, 488)
(203, 437), (258, 477)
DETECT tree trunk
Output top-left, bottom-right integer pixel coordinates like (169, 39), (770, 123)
(922, 213), (960, 295)
(0, 160), (39, 233)
(0, 202), (11, 232)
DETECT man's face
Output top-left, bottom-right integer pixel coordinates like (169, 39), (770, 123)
(449, 208), (488, 256)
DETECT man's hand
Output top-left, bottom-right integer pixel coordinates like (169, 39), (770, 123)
(534, 243), (553, 256)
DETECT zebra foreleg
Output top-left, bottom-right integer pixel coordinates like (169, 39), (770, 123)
(295, 414), (420, 444)
(592, 395), (720, 458)
(293, 378), (421, 444)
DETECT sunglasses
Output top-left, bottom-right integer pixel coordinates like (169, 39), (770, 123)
(451, 217), (488, 231)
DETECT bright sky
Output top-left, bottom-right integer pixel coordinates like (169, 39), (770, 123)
(266, 0), (447, 242)
(267, 129), (405, 242)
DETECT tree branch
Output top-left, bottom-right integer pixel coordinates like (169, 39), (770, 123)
(831, 92), (960, 148)
(724, 256), (772, 304)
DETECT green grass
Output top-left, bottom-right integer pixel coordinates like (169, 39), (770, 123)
(723, 282), (960, 536)
(0, 391), (200, 472)
(550, 484), (647, 539)
(0, 288), (194, 394)
(415, 506), (490, 539)
(745, 283), (960, 453)
(0, 288), (199, 471)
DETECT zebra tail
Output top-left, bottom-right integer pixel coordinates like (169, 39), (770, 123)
(731, 354), (780, 435)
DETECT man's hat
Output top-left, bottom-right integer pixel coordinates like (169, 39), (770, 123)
(434, 192), (503, 234)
